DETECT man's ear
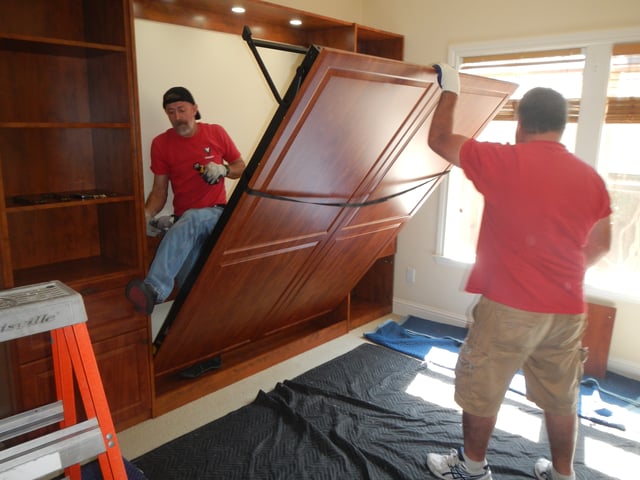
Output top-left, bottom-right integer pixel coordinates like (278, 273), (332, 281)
(515, 122), (523, 144)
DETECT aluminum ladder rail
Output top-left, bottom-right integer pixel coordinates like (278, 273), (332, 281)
(0, 281), (126, 480)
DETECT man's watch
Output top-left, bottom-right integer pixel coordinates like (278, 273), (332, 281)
(224, 165), (230, 177)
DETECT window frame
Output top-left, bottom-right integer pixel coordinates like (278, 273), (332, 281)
(434, 27), (640, 304)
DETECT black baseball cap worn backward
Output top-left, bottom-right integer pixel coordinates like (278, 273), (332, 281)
(162, 86), (201, 120)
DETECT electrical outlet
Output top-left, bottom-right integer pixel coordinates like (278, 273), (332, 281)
(406, 267), (416, 284)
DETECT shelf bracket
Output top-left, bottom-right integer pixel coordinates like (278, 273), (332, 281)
(242, 25), (309, 105)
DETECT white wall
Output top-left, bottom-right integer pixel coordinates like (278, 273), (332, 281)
(134, 0), (640, 379)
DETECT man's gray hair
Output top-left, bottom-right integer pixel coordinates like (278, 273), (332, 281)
(517, 87), (568, 134)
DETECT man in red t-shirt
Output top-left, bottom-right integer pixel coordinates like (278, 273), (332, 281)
(425, 66), (611, 480)
(126, 87), (245, 315)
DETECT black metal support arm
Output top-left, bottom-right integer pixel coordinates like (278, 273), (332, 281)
(242, 25), (309, 105)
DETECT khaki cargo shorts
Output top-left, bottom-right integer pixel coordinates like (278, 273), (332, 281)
(454, 296), (588, 417)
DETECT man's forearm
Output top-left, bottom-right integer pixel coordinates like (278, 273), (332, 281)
(226, 158), (246, 180)
(429, 92), (457, 147)
(584, 217), (612, 267)
(428, 92), (467, 167)
(145, 191), (167, 217)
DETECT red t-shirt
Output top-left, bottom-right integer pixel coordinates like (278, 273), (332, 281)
(460, 139), (611, 314)
(150, 123), (242, 216)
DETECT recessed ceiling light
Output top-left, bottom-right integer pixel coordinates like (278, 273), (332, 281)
(231, 6), (246, 13)
(290, 19), (302, 26)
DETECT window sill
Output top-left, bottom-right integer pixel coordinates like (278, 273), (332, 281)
(433, 254), (473, 269)
(584, 285), (640, 305)
(433, 254), (640, 305)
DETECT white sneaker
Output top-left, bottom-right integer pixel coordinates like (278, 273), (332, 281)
(534, 458), (553, 479)
(427, 447), (493, 480)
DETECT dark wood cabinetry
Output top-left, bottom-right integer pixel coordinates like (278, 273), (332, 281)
(136, 1), (406, 414)
(135, 0), (404, 351)
(2, 0), (404, 430)
(146, 43), (514, 413)
(583, 303), (616, 378)
(0, 0), (145, 288)
(1, 0), (151, 430)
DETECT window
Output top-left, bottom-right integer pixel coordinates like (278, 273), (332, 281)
(438, 32), (640, 301)
(588, 45), (640, 295)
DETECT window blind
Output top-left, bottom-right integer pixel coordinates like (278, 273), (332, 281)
(461, 44), (640, 124)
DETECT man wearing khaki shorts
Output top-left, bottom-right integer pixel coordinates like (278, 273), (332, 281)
(424, 64), (612, 480)
(456, 297), (588, 420)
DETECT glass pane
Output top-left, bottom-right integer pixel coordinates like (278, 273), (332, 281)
(444, 44), (640, 299)
(461, 54), (585, 100)
(442, 167), (483, 262)
(443, 120), (578, 255)
(585, 173), (640, 297)
(590, 135), (640, 297)
(586, 49), (640, 298)
(607, 52), (640, 97)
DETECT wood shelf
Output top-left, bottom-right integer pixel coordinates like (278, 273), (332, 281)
(2, 0), (151, 431)
(12, 258), (139, 292)
(133, 0), (404, 60)
(5, 195), (134, 211)
(0, 1), (126, 45)
(0, 123), (132, 128)
(0, 34), (127, 54)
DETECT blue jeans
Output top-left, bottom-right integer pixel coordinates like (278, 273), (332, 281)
(145, 206), (223, 302)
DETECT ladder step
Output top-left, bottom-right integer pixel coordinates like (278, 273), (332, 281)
(0, 401), (64, 443)
(1, 282), (126, 479)
(0, 418), (105, 478)
(0, 281), (87, 343)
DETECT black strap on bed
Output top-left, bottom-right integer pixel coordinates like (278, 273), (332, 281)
(245, 170), (449, 208)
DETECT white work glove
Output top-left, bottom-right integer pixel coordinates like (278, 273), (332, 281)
(202, 162), (228, 185)
(433, 63), (460, 95)
(150, 215), (174, 232)
(145, 212), (162, 237)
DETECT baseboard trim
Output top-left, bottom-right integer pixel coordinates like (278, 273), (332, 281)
(393, 298), (470, 329)
(606, 358), (640, 382)
(393, 297), (640, 382)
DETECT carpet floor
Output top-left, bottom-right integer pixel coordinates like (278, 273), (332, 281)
(365, 317), (640, 433)
(133, 342), (638, 479)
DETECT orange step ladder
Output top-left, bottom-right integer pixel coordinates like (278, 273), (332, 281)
(0, 281), (127, 480)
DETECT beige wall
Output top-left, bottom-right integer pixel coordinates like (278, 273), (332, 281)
(266, 0), (363, 23)
(135, 0), (640, 378)
(362, 0), (640, 65)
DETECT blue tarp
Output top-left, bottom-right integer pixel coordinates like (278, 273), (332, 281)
(365, 319), (637, 431)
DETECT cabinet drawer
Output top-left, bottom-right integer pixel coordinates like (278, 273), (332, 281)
(15, 328), (151, 429)
(13, 287), (146, 364)
(92, 328), (152, 427)
(84, 288), (147, 340)
(11, 332), (53, 370)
